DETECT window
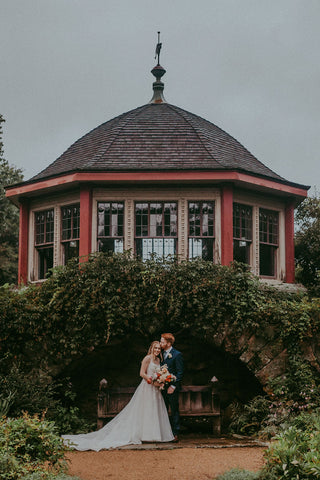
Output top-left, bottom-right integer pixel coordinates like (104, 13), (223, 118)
(135, 202), (177, 260)
(61, 204), (80, 264)
(97, 202), (124, 253)
(259, 209), (279, 276)
(35, 209), (54, 279)
(233, 203), (252, 264)
(188, 201), (214, 261)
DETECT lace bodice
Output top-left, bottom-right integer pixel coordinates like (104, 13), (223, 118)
(147, 360), (160, 377)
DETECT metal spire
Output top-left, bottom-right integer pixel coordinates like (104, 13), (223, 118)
(150, 32), (166, 104)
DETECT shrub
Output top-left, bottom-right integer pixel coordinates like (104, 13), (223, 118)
(229, 396), (271, 435)
(260, 411), (320, 479)
(0, 413), (67, 479)
(0, 363), (58, 418)
(215, 468), (259, 480)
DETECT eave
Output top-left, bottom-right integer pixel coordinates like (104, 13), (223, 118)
(5, 169), (309, 206)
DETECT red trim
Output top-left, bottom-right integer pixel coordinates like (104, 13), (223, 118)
(5, 171), (309, 199)
(220, 185), (233, 265)
(285, 203), (295, 283)
(79, 186), (92, 262)
(18, 202), (29, 284)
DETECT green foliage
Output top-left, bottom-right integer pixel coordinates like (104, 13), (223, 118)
(230, 356), (320, 439)
(0, 364), (58, 418)
(47, 381), (94, 435)
(0, 114), (24, 286)
(267, 355), (320, 416)
(229, 396), (271, 436)
(295, 193), (320, 297)
(261, 411), (320, 479)
(0, 413), (67, 479)
(0, 254), (318, 373)
(215, 469), (259, 480)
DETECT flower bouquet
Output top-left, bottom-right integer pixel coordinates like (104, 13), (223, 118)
(152, 364), (176, 390)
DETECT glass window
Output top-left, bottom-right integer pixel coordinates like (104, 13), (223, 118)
(35, 209), (54, 279)
(135, 202), (177, 260)
(61, 204), (80, 264)
(188, 201), (214, 261)
(97, 202), (124, 254)
(233, 203), (252, 264)
(259, 209), (279, 277)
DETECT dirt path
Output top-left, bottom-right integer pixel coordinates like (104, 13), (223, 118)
(66, 447), (265, 480)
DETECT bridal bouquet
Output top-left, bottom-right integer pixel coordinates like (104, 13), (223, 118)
(152, 364), (176, 390)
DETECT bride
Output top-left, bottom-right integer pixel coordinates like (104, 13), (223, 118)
(62, 341), (174, 450)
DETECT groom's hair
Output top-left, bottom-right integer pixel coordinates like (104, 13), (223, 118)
(161, 333), (175, 345)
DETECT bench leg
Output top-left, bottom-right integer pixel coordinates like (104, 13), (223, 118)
(97, 418), (104, 430)
(212, 416), (221, 436)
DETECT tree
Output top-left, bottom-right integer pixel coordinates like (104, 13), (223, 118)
(0, 114), (24, 285)
(295, 193), (320, 296)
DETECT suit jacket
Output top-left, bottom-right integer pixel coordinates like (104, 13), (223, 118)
(161, 347), (184, 389)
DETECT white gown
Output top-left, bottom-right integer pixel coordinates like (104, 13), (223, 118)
(62, 360), (174, 451)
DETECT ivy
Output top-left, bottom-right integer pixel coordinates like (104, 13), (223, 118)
(0, 254), (319, 374)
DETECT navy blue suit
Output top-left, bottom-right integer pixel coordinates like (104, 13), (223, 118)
(161, 347), (184, 435)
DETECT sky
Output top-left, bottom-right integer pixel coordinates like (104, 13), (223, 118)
(1, 0), (320, 192)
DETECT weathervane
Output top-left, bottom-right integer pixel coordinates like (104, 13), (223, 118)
(154, 31), (162, 65)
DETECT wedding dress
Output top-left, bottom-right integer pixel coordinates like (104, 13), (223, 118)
(62, 360), (174, 451)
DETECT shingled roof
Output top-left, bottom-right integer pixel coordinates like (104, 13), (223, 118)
(30, 102), (286, 184)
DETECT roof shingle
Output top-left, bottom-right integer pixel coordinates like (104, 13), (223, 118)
(30, 102), (285, 183)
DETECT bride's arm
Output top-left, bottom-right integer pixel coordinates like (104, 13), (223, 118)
(140, 355), (151, 382)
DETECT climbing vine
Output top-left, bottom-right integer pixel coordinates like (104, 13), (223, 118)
(0, 254), (319, 374)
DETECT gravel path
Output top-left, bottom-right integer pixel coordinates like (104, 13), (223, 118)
(66, 446), (265, 480)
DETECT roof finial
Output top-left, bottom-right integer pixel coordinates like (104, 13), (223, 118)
(150, 32), (166, 104)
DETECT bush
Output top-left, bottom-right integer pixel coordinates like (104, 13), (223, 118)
(229, 396), (271, 436)
(215, 468), (259, 480)
(260, 411), (320, 479)
(0, 363), (58, 418)
(0, 413), (67, 479)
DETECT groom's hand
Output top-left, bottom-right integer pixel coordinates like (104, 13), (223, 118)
(167, 386), (175, 394)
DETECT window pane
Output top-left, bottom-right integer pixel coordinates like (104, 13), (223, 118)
(259, 209), (278, 245)
(61, 204), (80, 241)
(38, 247), (53, 279)
(63, 240), (79, 264)
(233, 204), (252, 241)
(97, 202), (124, 238)
(136, 238), (176, 261)
(135, 203), (148, 237)
(189, 201), (214, 238)
(35, 209), (54, 245)
(233, 239), (250, 264)
(260, 244), (276, 276)
(189, 238), (214, 261)
(98, 238), (124, 254)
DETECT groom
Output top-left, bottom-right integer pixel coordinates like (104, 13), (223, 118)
(160, 333), (184, 442)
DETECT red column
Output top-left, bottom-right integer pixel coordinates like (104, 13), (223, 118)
(79, 186), (93, 263)
(18, 201), (29, 285)
(285, 202), (295, 283)
(220, 185), (233, 265)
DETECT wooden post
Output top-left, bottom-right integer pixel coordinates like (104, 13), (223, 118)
(285, 202), (295, 283)
(97, 378), (108, 430)
(210, 376), (221, 435)
(220, 185), (233, 265)
(18, 201), (29, 285)
(79, 185), (93, 263)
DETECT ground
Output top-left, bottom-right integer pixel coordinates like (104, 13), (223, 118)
(66, 436), (267, 480)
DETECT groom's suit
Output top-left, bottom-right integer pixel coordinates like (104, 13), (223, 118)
(161, 347), (184, 436)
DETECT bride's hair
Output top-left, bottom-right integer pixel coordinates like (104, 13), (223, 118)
(148, 341), (161, 358)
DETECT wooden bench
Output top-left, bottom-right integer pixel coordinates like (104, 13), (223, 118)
(97, 376), (221, 435)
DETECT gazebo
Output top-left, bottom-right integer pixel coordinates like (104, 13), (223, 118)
(6, 51), (309, 284)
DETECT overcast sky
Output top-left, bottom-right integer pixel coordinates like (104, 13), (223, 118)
(1, 0), (319, 192)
